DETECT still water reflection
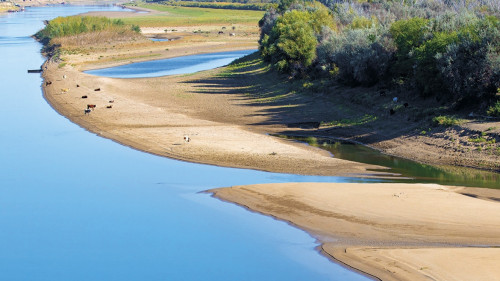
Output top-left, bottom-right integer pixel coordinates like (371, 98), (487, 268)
(85, 50), (256, 78)
(0, 5), (372, 281)
(291, 137), (499, 189)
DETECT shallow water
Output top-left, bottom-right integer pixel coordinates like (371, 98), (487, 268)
(294, 137), (500, 189)
(0, 5), (372, 281)
(150, 37), (169, 42)
(85, 49), (256, 78)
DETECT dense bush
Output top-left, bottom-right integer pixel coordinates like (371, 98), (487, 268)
(389, 17), (429, 75)
(35, 16), (140, 43)
(258, 0), (500, 110)
(261, 10), (318, 74)
(487, 100), (500, 117)
(317, 27), (394, 85)
(437, 17), (500, 101)
(260, 2), (334, 75)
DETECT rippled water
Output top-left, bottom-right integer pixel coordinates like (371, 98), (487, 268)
(0, 5), (372, 281)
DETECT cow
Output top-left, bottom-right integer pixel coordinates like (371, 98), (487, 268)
(62, 74), (67, 79)
(81, 95), (88, 99)
(106, 105), (113, 109)
(84, 109), (91, 115)
(45, 81), (52, 86)
(94, 88), (101, 91)
(76, 84), (80, 88)
(87, 104), (96, 110)
(218, 31), (224, 34)
(109, 100), (114, 103)
(184, 135), (190, 143)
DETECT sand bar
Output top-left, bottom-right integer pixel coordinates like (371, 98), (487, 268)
(42, 46), (387, 177)
(209, 183), (500, 281)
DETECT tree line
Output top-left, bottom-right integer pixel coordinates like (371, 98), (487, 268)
(258, 0), (500, 115)
(144, 0), (275, 11)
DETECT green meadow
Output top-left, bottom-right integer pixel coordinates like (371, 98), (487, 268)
(122, 3), (265, 27)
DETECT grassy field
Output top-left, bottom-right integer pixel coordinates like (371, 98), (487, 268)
(122, 3), (264, 27)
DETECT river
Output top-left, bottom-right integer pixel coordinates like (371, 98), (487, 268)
(0, 5), (373, 281)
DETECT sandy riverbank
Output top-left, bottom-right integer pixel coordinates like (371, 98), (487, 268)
(209, 182), (500, 281)
(42, 54), (385, 177)
(38, 7), (391, 177)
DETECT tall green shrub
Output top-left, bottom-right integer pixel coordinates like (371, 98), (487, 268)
(437, 17), (500, 101)
(270, 10), (317, 73)
(414, 31), (459, 96)
(389, 17), (429, 75)
(317, 27), (395, 86)
(35, 16), (136, 43)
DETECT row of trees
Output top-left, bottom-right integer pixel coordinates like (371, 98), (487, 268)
(147, 0), (275, 3)
(146, 0), (274, 10)
(258, 0), (500, 111)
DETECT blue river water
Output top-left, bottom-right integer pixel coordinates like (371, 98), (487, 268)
(0, 5), (374, 281)
(85, 49), (256, 78)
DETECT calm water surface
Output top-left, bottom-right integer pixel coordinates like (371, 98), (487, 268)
(85, 49), (255, 78)
(290, 137), (499, 189)
(0, 5), (373, 281)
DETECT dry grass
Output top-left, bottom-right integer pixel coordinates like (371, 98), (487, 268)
(52, 29), (147, 48)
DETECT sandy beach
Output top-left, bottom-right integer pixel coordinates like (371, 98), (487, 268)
(42, 55), (385, 176)
(209, 182), (500, 281)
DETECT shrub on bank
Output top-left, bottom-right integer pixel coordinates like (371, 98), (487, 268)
(317, 27), (395, 86)
(258, 0), (499, 112)
(260, 3), (334, 76)
(487, 100), (500, 117)
(432, 115), (463, 126)
(35, 16), (141, 43)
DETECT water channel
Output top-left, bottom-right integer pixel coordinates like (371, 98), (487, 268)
(0, 5), (375, 281)
(288, 137), (500, 189)
(85, 50), (499, 189)
(85, 49), (256, 78)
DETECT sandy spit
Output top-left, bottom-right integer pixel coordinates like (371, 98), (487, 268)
(209, 182), (500, 281)
(41, 46), (386, 177)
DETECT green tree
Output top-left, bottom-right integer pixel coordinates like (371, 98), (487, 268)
(390, 17), (429, 75)
(264, 10), (318, 74)
(414, 31), (458, 96)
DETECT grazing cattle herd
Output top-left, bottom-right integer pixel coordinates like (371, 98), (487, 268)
(44, 76), (113, 116)
(45, 73), (411, 144)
